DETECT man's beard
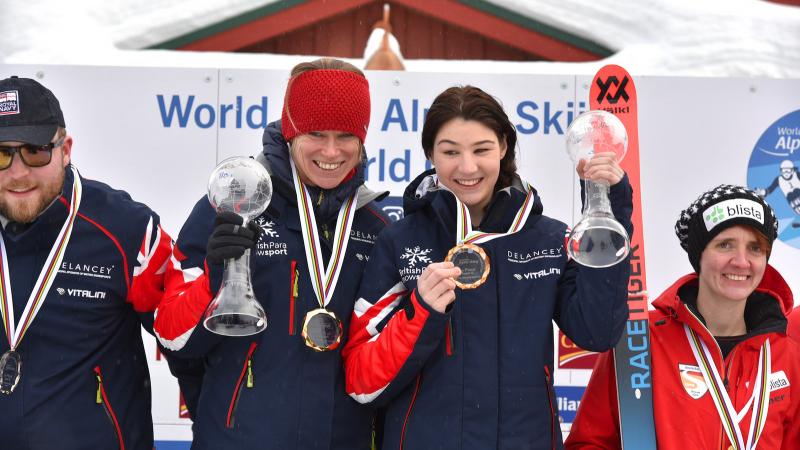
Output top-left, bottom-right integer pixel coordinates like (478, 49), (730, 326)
(0, 169), (65, 224)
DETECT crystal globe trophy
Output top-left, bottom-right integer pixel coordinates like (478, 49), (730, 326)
(204, 157), (273, 336)
(565, 110), (630, 268)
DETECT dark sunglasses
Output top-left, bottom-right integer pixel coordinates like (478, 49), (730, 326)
(0, 138), (64, 170)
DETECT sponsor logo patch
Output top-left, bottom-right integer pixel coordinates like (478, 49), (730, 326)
(514, 267), (561, 280)
(377, 196), (404, 222)
(399, 246), (431, 282)
(703, 198), (764, 231)
(56, 287), (107, 300)
(254, 217), (288, 257)
(350, 229), (377, 245)
(256, 240), (288, 257)
(679, 363), (708, 399)
(507, 247), (563, 264)
(59, 261), (115, 279)
(382, 205), (404, 222)
(0, 90), (20, 116)
(255, 217), (279, 238)
(769, 370), (790, 392)
(400, 246), (432, 268)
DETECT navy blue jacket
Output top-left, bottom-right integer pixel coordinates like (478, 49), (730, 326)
(0, 167), (172, 450)
(343, 170), (633, 450)
(155, 121), (388, 449)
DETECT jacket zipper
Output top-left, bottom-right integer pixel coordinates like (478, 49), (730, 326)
(400, 375), (422, 450)
(684, 306), (739, 450)
(226, 342), (258, 428)
(289, 260), (298, 335)
(316, 192), (331, 241)
(445, 319), (454, 356)
(371, 414), (378, 450)
(94, 366), (125, 450)
(544, 365), (557, 450)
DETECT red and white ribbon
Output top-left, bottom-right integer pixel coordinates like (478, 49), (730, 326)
(684, 324), (770, 450)
(0, 166), (82, 351)
(290, 159), (357, 309)
(453, 179), (535, 246)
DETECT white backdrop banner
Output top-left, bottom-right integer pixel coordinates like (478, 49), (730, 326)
(1, 64), (798, 441)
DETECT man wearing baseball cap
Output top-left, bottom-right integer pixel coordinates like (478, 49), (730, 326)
(0, 75), (174, 449)
(567, 184), (800, 449)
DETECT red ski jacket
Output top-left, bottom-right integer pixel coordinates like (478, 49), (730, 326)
(788, 307), (800, 342)
(566, 265), (800, 450)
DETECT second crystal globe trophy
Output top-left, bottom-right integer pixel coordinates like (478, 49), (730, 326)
(565, 110), (630, 268)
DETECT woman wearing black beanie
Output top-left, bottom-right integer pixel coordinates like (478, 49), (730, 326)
(568, 184), (800, 450)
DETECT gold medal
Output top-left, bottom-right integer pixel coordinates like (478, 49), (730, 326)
(290, 159), (356, 353)
(301, 308), (343, 352)
(0, 350), (22, 394)
(445, 243), (490, 289)
(445, 176), (534, 290)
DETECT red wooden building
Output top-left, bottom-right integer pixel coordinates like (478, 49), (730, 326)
(149, 0), (613, 62)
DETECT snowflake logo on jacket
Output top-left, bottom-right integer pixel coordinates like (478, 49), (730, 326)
(400, 246), (432, 267)
(255, 216), (279, 239)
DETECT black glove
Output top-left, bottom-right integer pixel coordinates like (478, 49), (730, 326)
(206, 212), (261, 264)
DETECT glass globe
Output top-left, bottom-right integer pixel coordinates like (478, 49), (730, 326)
(566, 110), (628, 167)
(207, 157), (272, 224)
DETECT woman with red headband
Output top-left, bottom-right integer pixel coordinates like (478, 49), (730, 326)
(153, 58), (389, 449)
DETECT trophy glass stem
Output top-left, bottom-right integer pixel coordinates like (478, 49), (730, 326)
(583, 179), (613, 217)
(569, 179), (630, 268)
(222, 248), (253, 286)
(204, 246), (268, 336)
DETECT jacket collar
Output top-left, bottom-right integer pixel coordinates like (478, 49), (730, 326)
(257, 120), (385, 227)
(402, 168), (542, 237)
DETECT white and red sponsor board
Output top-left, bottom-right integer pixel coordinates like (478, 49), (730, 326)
(1, 64), (798, 442)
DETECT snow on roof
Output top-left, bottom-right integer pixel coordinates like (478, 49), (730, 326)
(2, 0), (800, 77)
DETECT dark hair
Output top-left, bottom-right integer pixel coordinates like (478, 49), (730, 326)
(421, 85), (518, 191)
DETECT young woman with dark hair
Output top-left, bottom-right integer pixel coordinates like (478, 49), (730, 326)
(343, 85), (634, 450)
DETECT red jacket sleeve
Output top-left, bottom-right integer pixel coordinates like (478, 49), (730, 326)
(153, 198), (221, 355)
(342, 230), (448, 406)
(564, 350), (622, 450)
(788, 307), (800, 343)
(153, 246), (216, 353)
(127, 217), (173, 313)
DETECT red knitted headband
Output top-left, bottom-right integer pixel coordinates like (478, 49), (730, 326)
(281, 69), (371, 143)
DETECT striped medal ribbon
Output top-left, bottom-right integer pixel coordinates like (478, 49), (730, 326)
(454, 179), (535, 246)
(0, 166), (83, 394)
(684, 325), (771, 450)
(445, 179), (535, 289)
(290, 159), (357, 351)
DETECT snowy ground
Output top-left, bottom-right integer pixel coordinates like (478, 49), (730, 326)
(2, 0), (799, 77)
